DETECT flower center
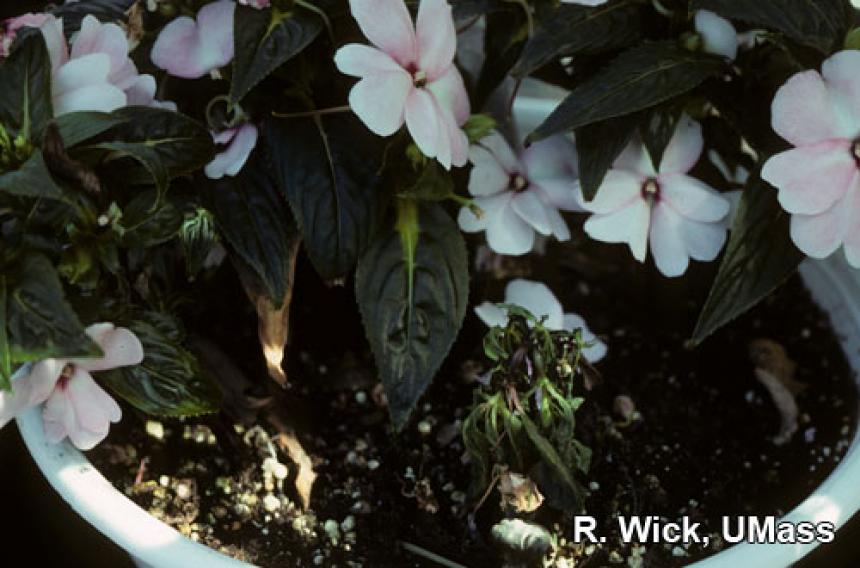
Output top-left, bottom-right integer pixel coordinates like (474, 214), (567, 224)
(853, 139), (860, 165)
(58, 364), (74, 388)
(509, 173), (529, 193)
(641, 178), (660, 202)
(413, 69), (427, 88)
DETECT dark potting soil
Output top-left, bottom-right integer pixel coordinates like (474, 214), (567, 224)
(89, 249), (858, 568)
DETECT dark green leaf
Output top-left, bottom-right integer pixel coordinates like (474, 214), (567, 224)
(528, 42), (723, 143)
(4, 253), (98, 363)
(400, 162), (454, 202)
(0, 150), (67, 202)
(53, 111), (128, 147)
(691, 176), (805, 344)
(101, 313), (222, 417)
(230, 5), (322, 103)
(355, 200), (469, 429)
(50, 0), (135, 32)
(692, 0), (852, 53)
(82, 107), (214, 193)
(512, 0), (643, 78)
(576, 114), (640, 202)
(0, 277), (11, 389)
(477, 9), (528, 107)
(265, 115), (383, 280)
(204, 140), (296, 304)
(640, 105), (683, 171)
(0, 34), (53, 141)
(119, 191), (183, 248)
(518, 410), (584, 506)
(451, 0), (505, 22)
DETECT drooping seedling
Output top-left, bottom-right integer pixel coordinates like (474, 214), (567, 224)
(461, 305), (596, 514)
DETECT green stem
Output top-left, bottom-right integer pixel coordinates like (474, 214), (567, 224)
(272, 105), (351, 119)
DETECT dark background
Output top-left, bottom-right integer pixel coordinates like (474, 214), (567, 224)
(0, 421), (857, 567)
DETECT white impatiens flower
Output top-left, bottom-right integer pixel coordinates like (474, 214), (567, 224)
(695, 9), (738, 60)
(761, 50), (860, 267)
(560, 0), (609, 5)
(475, 279), (607, 362)
(581, 115), (732, 278)
(458, 130), (582, 256)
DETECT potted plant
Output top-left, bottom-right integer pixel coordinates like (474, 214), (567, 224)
(1, 0), (859, 566)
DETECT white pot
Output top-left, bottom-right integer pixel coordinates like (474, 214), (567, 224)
(15, 97), (860, 568)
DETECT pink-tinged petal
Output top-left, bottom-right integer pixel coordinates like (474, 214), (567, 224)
(521, 136), (577, 180)
(613, 137), (656, 177)
(584, 199), (651, 262)
(649, 203), (689, 277)
(562, 313), (607, 362)
(771, 70), (845, 146)
(74, 323), (144, 372)
(762, 141), (856, 215)
(658, 115), (704, 174)
(581, 169), (642, 214)
(151, 0), (234, 79)
(505, 279), (564, 330)
(659, 174), (730, 222)
(467, 144), (509, 196)
(442, 108), (468, 167)
(821, 50), (860, 138)
(695, 10), (738, 60)
(349, 71), (412, 136)
(53, 52), (111, 96)
(71, 17), (131, 87)
(427, 66), (470, 124)
(42, 387), (73, 444)
(212, 127), (238, 145)
(458, 192), (510, 232)
(204, 122), (259, 179)
(840, 180), (860, 268)
(512, 190), (553, 235)
(544, 204), (571, 241)
(196, 0), (236, 63)
(67, 369), (121, 431)
(431, 100), (454, 169)
(54, 83), (126, 116)
(348, 0), (416, 65)
(532, 179), (582, 212)
(416, 0), (456, 80)
(486, 201), (535, 255)
(474, 302), (508, 328)
(560, 0), (609, 5)
(680, 216), (727, 262)
(7, 13), (52, 34)
(405, 88), (440, 161)
(334, 44), (403, 77)
(790, 200), (850, 260)
(473, 130), (519, 173)
(125, 74), (156, 106)
(0, 360), (64, 428)
(39, 16), (68, 73)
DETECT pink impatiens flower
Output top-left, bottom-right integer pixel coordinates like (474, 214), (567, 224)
(761, 50), (860, 267)
(151, 0), (235, 79)
(204, 122), (259, 179)
(0, 323), (144, 450)
(1, 13), (51, 58)
(474, 279), (607, 362)
(581, 116), (732, 277)
(458, 130), (582, 255)
(334, 0), (470, 169)
(38, 14), (166, 115)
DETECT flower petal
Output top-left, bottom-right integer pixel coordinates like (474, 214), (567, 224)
(562, 313), (607, 362)
(468, 144), (509, 196)
(762, 141), (856, 215)
(334, 44), (404, 77)
(821, 50), (860, 137)
(658, 115), (704, 175)
(695, 10), (738, 60)
(581, 169), (642, 214)
(839, 179), (860, 268)
(0, 360), (64, 429)
(459, 192), (509, 232)
(74, 323), (144, 373)
(584, 199), (651, 262)
(426, 65), (470, 124)
(151, 0), (234, 79)
(39, 16), (68, 73)
(124, 74), (157, 106)
(474, 302), (508, 328)
(349, 70), (412, 136)
(505, 279), (564, 330)
(405, 88), (441, 161)
(348, 0), (416, 65)
(532, 179), (582, 212)
(474, 131), (519, 173)
(521, 135), (577, 180)
(442, 106), (468, 167)
(511, 190), (553, 235)
(486, 200), (535, 255)
(42, 387), (73, 444)
(681, 216), (728, 262)
(613, 137), (656, 177)
(772, 69), (846, 146)
(67, 368), (122, 431)
(416, 0), (456, 80)
(659, 174), (730, 222)
(54, 82), (126, 116)
(649, 203), (690, 277)
(790, 201), (849, 260)
(204, 123), (259, 179)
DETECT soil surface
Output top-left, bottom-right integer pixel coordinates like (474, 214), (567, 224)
(90, 245), (858, 568)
